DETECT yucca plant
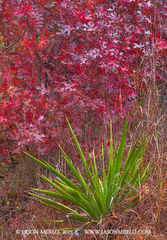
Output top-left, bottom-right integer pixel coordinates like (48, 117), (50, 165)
(24, 117), (152, 223)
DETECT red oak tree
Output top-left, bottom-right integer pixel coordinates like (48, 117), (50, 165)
(0, 0), (166, 159)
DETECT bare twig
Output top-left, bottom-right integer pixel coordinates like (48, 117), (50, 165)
(2, 28), (28, 53)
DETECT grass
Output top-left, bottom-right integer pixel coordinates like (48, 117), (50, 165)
(0, 83), (166, 240)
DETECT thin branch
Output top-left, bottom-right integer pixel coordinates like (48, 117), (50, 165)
(2, 28), (28, 52)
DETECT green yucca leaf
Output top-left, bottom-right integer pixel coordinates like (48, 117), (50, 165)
(32, 187), (97, 220)
(66, 118), (95, 187)
(29, 192), (71, 213)
(108, 119), (113, 180)
(30, 192), (88, 222)
(141, 163), (153, 184)
(115, 117), (128, 175)
(40, 201), (68, 215)
(58, 145), (91, 195)
(24, 152), (81, 191)
(110, 143), (118, 182)
(87, 153), (95, 176)
(101, 143), (107, 214)
(118, 138), (147, 189)
(66, 118), (90, 173)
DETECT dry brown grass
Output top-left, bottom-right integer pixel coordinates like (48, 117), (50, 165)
(0, 83), (166, 240)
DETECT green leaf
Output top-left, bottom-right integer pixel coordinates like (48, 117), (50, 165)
(115, 116), (128, 175)
(66, 118), (94, 184)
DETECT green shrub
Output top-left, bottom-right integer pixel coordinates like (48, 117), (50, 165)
(24, 117), (152, 223)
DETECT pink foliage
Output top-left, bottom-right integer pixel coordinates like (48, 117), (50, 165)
(0, 0), (166, 156)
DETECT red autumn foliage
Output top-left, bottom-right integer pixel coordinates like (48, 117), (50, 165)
(0, 0), (166, 157)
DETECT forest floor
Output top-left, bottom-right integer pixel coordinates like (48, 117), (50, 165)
(0, 86), (167, 240)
